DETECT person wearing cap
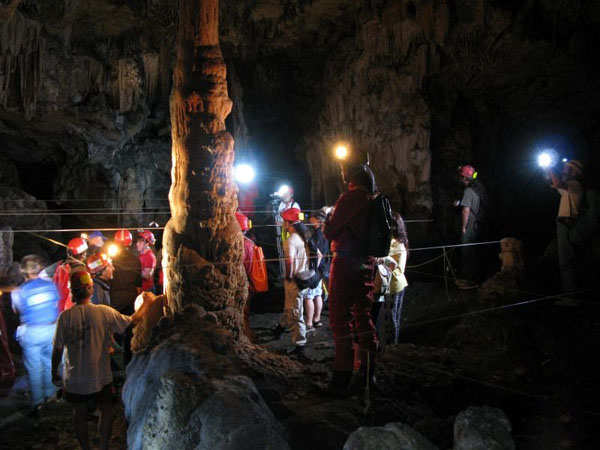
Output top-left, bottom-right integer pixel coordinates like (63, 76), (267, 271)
(454, 165), (487, 290)
(324, 156), (379, 395)
(546, 159), (585, 295)
(87, 230), (108, 256)
(11, 255), (60, 417)
(272, 207), (311, 357)
(51, 271), (149, 450)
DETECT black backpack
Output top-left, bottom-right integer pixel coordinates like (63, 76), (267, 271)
(364, 193), (394, 257)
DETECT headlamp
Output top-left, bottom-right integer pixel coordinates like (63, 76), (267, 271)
(107, 244), (119, 258)
(234, 164), (256, 184)
(276, 185), (290, 197)
(537, 149), (558, 169)
(334, 144), (348, 160)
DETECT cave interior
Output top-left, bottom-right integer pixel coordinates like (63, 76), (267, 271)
(1, 1), (600, 449)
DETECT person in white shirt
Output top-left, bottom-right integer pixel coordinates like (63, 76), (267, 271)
(273, 207), (310, 356)
(52, 271), (148, 450)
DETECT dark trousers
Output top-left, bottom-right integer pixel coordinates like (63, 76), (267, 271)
(328, 256), (376, 372)
(460, 223), (480, 282)
(557, 218), (577, 294)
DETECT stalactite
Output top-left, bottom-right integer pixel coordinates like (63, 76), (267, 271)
(142, 52), (159, 106)
(0, 10), (43, 119)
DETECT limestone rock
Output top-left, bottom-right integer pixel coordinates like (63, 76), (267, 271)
(454, 406), (515, 450)
(123, 305), (289, 450)
(343, 422), (439, 450)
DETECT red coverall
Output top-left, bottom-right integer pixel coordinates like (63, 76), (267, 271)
(324, 186), (376, 373)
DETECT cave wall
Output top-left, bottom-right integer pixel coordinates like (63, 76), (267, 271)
(1, 0), (600, 249)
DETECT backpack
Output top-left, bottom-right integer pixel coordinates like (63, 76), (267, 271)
(249, 245), (268, 293)
(53, 262), (74, 312)
(364, 193), (394, 257)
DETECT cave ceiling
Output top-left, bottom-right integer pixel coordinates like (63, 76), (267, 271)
(1, 0), (600, 240)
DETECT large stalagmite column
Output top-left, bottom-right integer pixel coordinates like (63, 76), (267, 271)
(163, 0), (246, 331)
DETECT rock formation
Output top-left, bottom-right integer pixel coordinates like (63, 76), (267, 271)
(162, 0), (246, 330)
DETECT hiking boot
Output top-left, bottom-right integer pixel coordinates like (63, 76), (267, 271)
(27, 404), (43, 418)
(326, 371), (352, 397)
(458, 281), (479, 290)
(271, 324), (286, 340)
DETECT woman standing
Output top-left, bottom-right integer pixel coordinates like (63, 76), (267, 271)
(386, 212), (409, 345)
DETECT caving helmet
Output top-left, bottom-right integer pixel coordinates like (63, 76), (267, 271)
(67, 237), (88, 256)
(114, 230), (133, 247)
(137, 230), (156, 245)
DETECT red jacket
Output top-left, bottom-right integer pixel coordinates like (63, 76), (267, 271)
(324, 187), (372, 255)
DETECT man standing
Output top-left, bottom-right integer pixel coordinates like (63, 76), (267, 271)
(11, 255), (60, 417)
(52, 271), (147, 450)
(110, 230), (142, 365)
(454, 165), (486, 290)
(546, 160), (585, 294)
(136, 230), (157, 293)
(324, 158), (378, 395)
(305, 209), (329, 330)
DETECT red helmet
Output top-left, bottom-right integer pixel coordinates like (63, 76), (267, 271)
(281, 207), (301, 223)
(458, 165), (477, 179)
(137, 230), (156, 245)
(67, 237), (88, 256)
(115, 229), (133, 247)
(86, 253), (111, 275)
(235, 212), (250, 231)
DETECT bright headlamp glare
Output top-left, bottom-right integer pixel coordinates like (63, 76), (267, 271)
(537, 149), (558, 169)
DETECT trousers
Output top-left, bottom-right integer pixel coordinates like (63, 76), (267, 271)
(328, 255), (376, 372)
(18, 324), (56, 406)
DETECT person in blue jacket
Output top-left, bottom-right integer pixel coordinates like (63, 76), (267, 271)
(11, 255), (60, 417)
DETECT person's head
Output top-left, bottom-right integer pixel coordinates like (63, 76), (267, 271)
(309, 208), (327, 229)
(115, 229), (133, 247)
(19, 255), (45, 280)
(562, 160), (584, 181)
(235, 211), (250, 233)
(458, 165), (477, 187)
(67, 237), (88, 261)
(88, 230), (107, 248)
(281, 208), (301, 234)
(136, 230), (155, 253)
(70, 271), (94, 303)
(391, 212), (409, 247)
(342, 163), (377, 193)
(86, 253), (114, 281)
(279, 186), (294, 203)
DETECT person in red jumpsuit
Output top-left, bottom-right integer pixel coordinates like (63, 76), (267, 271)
(324, 159), (378, 395)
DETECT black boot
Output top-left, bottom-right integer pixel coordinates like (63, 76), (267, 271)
(271, 324), (286, 340)
(326, 370), (352, 397)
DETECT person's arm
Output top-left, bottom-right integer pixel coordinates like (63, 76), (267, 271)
(284, 239), (294, 280)
(461, 206), (470, 234)
(546, 169), (565, 189)
(51, 347), (63, 385)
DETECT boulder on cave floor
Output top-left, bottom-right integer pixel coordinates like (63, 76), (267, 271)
(343, 422), (439, 450)
(454, 406), (515, 450)
(123, 304), (289, 450)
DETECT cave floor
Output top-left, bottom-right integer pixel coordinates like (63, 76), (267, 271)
(1, 280), (598, 449)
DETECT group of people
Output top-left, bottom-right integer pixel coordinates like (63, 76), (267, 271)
(9, 229), (160, 449)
